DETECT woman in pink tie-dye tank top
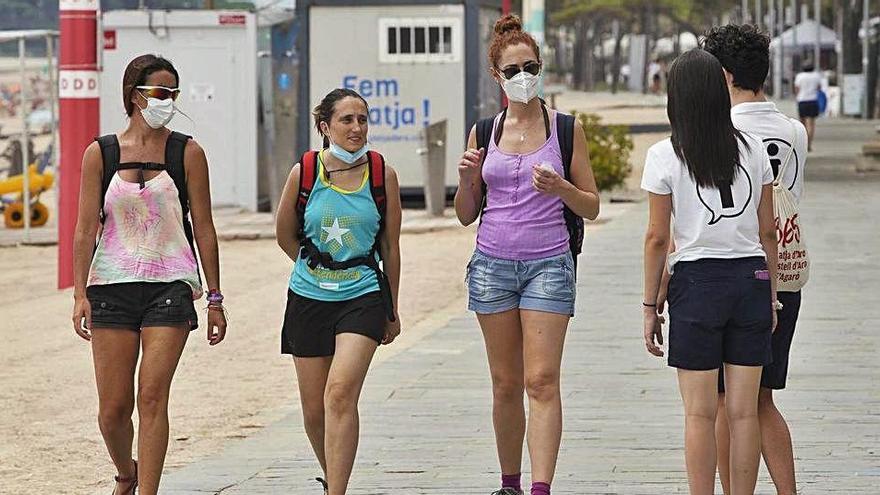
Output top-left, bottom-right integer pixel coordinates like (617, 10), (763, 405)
(70, 55), (226, 495)
(453, 15), (601, 495)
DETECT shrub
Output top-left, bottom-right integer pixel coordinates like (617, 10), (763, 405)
(573, 111), (633, 191)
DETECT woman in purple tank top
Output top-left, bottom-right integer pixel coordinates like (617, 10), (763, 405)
(453, 15), (600, 495)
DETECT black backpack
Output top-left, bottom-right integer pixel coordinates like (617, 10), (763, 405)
(474, 108), (585, 267)
(95, 131), (200, 280)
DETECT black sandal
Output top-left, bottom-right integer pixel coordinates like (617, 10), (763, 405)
(315, 476), (328, 494)
(112, 460), (138, 495)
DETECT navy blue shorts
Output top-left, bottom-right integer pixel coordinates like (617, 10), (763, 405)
(798, 100), (819, 118)
(719, 290), (802, 392)
(667, 257), (773, 370)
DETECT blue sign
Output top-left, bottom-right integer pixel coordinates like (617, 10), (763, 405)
(342, 74), (431, 142)
(278, 72), (291, 91)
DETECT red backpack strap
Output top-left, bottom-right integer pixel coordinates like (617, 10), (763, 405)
(367, 150), (387, 232)
(296, 151), (319, 238)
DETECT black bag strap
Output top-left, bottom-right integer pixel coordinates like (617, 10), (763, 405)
(165, 131), (192, 218)
(163, 131), (200, 283)
(555, 113), (585, 265)
(95, 134), (120, 222)
(556, 113), (576, 181)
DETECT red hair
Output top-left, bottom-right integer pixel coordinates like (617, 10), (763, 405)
(488, 14), (541, 69)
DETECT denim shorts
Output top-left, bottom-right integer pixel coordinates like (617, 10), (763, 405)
(466, 249), (576, 316)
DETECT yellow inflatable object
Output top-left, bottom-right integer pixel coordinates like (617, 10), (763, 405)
(0, 164), (54, 196)
(1, 162), (55, 228)
(3, 201), (49, 228)
(4, 202), (23, 228)
(31, 201), (49, 227)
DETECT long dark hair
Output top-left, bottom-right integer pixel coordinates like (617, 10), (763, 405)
(667, 49), (748, 188)
(312, 88), (369, 149)
(122, 54), (179, 116)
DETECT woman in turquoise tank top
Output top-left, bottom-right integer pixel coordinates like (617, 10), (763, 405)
(275, 88), (402, 495)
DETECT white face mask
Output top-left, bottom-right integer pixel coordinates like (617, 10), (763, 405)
(138, 93), (176, 129)
(501, 70), (540, 104)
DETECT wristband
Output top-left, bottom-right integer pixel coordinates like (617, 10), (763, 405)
(642, 302), (657, 307)
(207, 289), (224, 304)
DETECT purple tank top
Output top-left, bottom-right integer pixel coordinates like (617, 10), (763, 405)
(477, 111), (570, 260)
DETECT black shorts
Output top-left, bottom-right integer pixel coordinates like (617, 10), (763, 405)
(719, 291), (802, 392)
(798, 100), (819, 118)
(87, 281), (198, 331)
(667, 257), (773, 371)
(281, 290), (387, 357)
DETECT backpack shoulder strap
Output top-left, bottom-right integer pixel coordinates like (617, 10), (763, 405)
(555, 113), (585, 265)
(367, 150), (387, 233)
(164, 131), (192, 216)
(475, 116), (494, 154)
(95, 134), (120, 220)
(163, 131), (200, 282)
(296, 150), (320, 238)
(556, 112), (576, 180)
(475, 111), (503, 216)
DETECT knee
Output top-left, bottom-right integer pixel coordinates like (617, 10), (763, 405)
(98, 402), (133, 433)
(301, 400), (325, 429)
(685, 400), (717, 423)
(491, 374), (524, 404)
(725, 400), (759, 423)
(524, 370), (560, 403)
(757, 390), (777, 414)
(137, 385), (169, 419)
(324, 380), (359, 416)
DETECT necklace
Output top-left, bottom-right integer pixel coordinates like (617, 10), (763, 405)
(510, 109), (544, 143)
(324, 158), (367, 184)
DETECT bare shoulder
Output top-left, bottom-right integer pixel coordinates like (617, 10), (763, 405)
(383, 163), (399, 185)
(82, 141), (103, 172)
(184, 138), (206, 160)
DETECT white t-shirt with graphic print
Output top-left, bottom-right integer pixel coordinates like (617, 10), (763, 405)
(731, 101), (807, 203)
(641, 133), (774, 272)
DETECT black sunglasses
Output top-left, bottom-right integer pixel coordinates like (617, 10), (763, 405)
(499, 61), (541, 80)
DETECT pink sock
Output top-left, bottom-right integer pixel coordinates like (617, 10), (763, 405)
(531, 481), (550, 495)
(501, 473), (521, 492)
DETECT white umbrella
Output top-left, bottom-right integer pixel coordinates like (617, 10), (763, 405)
(770, 19), (837, 50)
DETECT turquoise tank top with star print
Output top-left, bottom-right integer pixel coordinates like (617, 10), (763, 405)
(290, 151), (381, 301)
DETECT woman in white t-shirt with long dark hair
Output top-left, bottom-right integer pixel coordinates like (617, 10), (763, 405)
(641, 49), (779, 495)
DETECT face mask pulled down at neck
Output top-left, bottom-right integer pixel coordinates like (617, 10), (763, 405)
(323, 124), (369, 164)
(501, 71), (540, 104)
(328, 139), (369, 164)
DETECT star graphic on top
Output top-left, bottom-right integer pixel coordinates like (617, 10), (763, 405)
(322, 217), (350, 247)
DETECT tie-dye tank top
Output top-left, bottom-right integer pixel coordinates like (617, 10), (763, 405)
(88, 170), (202, 299)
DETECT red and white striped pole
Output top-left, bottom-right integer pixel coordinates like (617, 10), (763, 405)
(58, 0), (100, 289)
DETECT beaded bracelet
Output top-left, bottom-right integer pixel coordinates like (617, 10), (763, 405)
(207, 289), (224, 304)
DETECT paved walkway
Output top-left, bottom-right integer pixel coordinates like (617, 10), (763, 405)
(162, 166), (879, 493)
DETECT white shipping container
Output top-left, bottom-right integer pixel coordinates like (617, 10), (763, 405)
(100, 10), (259, 210)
